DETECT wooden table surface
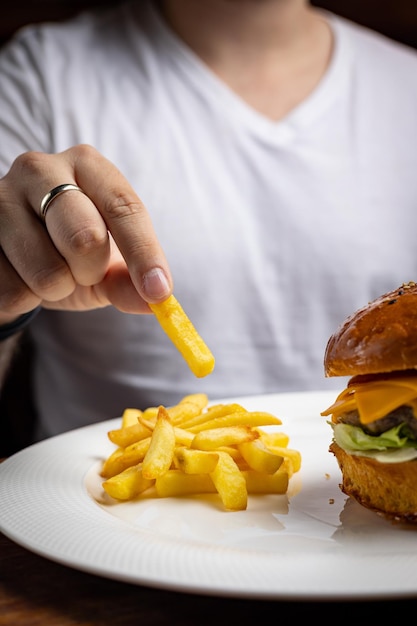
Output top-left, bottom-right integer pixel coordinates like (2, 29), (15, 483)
(1, 448), (417, 624)
(1, 529), (417, 624)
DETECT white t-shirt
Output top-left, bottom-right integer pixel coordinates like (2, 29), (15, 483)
(1, 1), (417, 438)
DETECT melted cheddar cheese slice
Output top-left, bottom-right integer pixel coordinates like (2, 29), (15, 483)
(321, 375), (417, 424)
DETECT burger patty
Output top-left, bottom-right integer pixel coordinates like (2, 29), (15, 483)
(337, 405), (417, 437)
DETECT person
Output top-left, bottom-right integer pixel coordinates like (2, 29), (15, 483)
(0, 0), (417, 447)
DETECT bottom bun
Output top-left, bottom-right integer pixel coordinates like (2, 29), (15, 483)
(330, 442), (417, 524)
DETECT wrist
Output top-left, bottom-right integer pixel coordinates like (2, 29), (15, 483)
(0, 313), (21, 325)
(0, 307), (41, 342)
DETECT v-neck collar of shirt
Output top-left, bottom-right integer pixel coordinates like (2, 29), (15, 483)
(147, 3), (354, 146)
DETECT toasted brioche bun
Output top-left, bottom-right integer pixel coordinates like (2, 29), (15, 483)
(324, 282), (417, 524)
(324, 282), (417, 377)
(330, 442), (417, 523)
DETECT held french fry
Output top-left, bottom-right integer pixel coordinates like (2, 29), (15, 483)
(149, 295), (215, 378)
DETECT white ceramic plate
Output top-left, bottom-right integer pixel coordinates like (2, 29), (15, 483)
(1, 390), (417, 601)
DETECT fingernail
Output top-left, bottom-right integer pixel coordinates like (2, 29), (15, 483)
(142, 267), (171, 300)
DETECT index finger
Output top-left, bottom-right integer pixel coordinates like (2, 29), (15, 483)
(71, 145), (173, 302)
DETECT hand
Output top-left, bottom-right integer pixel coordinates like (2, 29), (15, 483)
(0, 144), (172, 320)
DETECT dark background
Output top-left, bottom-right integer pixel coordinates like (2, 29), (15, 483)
(1, 1), (417, 49)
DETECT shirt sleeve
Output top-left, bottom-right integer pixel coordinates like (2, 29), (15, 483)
(0, 26), (53, 176)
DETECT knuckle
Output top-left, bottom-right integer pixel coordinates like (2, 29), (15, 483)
(6, 144), (98, 181)
(72, 143), (98, 161)
(9, 150), (52, 179)
(104, 191), (144, 222)
(67, 223), (109, 258)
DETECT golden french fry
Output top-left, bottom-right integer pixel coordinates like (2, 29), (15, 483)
(138, 413), (157, 432)
(102, 464), (154, 500)
(238, 439), (284, 474)
(121, 408), (142, 428)
(142, 406), (176, 479)
(280, 457), (297, 478)
(216, 446), (244, 462)
(108, 421), (152, 448)
(149, 295), (215, 378)
(265, 446), (302, 475)
(178, 403), (246, 430)
(101, 437), (152, 478)
(209, 452), (247, 511)
(173, 447), (219, 474)
(142, 406), (159, 419)
(100, 447), (124, 478)
(155, 470), (216, 497)
(167, 393), (209, 424)
(242, 469), (289, 494)
(189, 410), (281, 433)
(173, 426), (195, 447)
(257, 430), (290, 448)
(191, 425), (259, 450)
(142, 394), (208, 429)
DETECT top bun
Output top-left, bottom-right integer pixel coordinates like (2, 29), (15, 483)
(324, 282), (417, 377)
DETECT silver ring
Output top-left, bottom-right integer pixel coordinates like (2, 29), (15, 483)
(39, 183), (86, 220)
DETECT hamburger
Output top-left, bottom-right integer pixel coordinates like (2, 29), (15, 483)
(321, 282), (417, 523)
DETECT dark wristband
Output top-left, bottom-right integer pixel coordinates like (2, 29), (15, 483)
(0, 307), (41, 342)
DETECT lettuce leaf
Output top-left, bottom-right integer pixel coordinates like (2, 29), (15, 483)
(329, 422), (417, 463)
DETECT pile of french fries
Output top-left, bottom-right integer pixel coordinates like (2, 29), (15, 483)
(101, 393), (301, 511)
